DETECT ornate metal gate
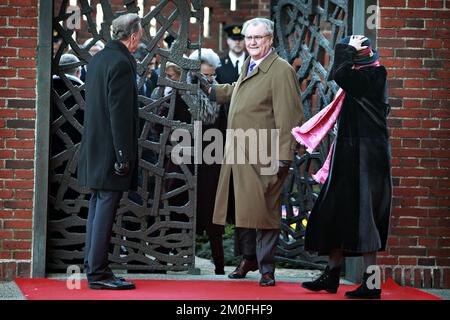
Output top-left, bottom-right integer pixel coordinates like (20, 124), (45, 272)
(272, 0), (352, 268)
(47, 0), (203, 273)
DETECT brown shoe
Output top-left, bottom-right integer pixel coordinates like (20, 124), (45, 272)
(228, 259), (258, 279)
(259, 272), (275, 287)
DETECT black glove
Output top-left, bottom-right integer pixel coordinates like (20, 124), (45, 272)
(114, 161), (130, 176)
(277, 160), (291, 179)
(192, 71), (211, 95)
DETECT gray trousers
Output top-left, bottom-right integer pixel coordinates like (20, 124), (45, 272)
(234, 227), (279, 274)
(84, 190), (122, 282)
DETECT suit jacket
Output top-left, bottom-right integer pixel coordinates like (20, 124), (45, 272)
(212, 50), (304, 229)
(78, 40), (139, 191)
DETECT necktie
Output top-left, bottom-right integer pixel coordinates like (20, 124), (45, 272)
(235, 60), (239, 74)
(248, 61), (256, 76)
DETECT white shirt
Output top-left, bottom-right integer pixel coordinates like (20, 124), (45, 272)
(228, 52), (246, 75)
(249, 48), (273, 69)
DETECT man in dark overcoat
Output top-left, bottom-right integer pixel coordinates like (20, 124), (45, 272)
(78, 13), (143, 290)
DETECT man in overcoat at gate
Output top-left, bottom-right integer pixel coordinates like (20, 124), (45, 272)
(78, 13), (143, 290)
(208, 17), (304, 286)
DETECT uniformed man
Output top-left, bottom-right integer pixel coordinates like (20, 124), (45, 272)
(215, 24), (247, 85)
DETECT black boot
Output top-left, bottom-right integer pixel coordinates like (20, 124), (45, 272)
(301, 266), (341, 293)
(209, 234), (225, 275)
(345, 272), (382, 299)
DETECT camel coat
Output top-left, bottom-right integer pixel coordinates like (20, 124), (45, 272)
(212, 50), (304, 229)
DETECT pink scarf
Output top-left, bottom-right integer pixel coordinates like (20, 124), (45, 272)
(291, 61), (380, 184)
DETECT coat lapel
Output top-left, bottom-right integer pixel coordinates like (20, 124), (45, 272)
(239, 50), (278, 85)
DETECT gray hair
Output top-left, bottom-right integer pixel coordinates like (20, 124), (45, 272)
(59, 53), (80, 76)
(189, 48), (221, 69)
(242, 17), (274, 36)
(112, 13), (141, 41)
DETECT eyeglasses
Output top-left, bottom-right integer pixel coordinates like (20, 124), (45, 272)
(203, 73), (216, 79)
(244, 34), (271, 42)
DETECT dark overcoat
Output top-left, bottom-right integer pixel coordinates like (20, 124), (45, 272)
(78, 40), (139, 191)
(305, 44), (392, 255)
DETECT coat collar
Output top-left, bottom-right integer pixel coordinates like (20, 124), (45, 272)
(240, 49), (278, 82)
(105, 40), (137, 73)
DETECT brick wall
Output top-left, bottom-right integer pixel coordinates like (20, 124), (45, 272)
(376, 0), (450, 288)
(0, 0), (38, 279)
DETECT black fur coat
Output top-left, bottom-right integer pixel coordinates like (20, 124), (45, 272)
(305, 44), (392, 255)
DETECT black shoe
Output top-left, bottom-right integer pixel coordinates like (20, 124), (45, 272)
(215, 268), (225, 275)
(301, 266), (341, 293)
(259, 272), (275, 287)
(228, 259), (258, 279)
(345, 272), (382, 299)
(88, 277), (136, 290)
(112, 275), (126, 282)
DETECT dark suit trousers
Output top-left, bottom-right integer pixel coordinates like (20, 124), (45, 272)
(234, 227), (279, 274)
(84, 190), (122, 282)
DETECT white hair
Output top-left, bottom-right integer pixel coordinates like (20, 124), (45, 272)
(189, 48), (221, 69)
(82, 38), (105, 50)
(242, 17), (274, 36)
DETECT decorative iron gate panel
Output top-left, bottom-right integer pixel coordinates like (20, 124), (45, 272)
(272, 0), (351, 268)
(47, 0), (203, 273)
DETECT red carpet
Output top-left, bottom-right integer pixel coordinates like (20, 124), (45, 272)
(15, 278), (441, 300)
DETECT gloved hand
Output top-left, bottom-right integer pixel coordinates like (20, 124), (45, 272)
(114, 161), (130, 176)
(277, 160), (291, 179)
(348, 35), (368, 51)
(192, 71), (212, 95)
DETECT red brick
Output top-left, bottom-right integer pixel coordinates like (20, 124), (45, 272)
(0, 230), (13, 239)
(7, 79), (35, 89)
(13, 230), (32, 239)
(8, 59), (36, 68)
(428, 228), (450, 237)
(18, 28), (37, 37)
(3, 220), (32, 229)
(15, 130), (35, 139)
(0, 210), (14, 219)
(390, 226), (428, 236)
(5, 180), (34, 189)
(13, 252), (31, 260)
(0, 262), (16, 280)
(4, 200), (32, 209)
(0, 48), (16, 57)
(8, 38), (37, 48)
(8, 18), (37, 27)
(8, 0), (38, 6)
(3, 240), (31, 250)
(14, 170), (34, 179)
(5, 139), (34, 149)
(13, 210), (32, 219)
(17, 8), (37, 17)
(15, 190), (33, 199)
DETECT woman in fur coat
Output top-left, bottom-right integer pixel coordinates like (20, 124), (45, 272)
(295, 35), (392, 299)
